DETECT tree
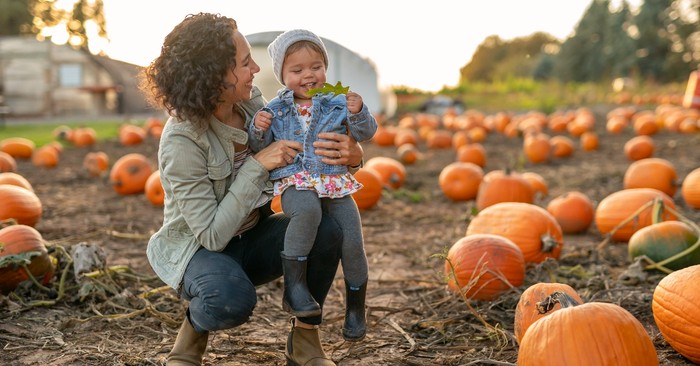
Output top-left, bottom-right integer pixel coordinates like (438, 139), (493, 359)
(0, 0), (35, 36)
(31, 0), (108, 53)
(605, 1), (638, 78)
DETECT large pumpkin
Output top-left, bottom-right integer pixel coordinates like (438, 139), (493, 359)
(0, 137), (35, 159)
(351, 168), (383, 210)
(475, 169), (534, 211)
(517, 291), (659, 365)
(0, 224), (55, 294)
(144, 170), (165, 206)
(438, 162), (483, 202)
(467, 202), (563, 264)
(682, 167), (700, 209)
(623, 158), (678, 197)
(109, 153), (154, 195)
(513, 282), (583, 344)
(546, 191), (595, 234)
(595, 188), (676, 243)
(0, 172), (34, 192)
(629, 221), (700, 271)
(444, 234), (525, 301)
(364, 157), (406, 190)
(0, 184), (43, 227)
(652, 264), (700, 363)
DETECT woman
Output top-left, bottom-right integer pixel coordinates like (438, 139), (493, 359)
(140, 12), (364, 366)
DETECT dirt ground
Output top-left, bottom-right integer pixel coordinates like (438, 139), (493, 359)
(1, 105), (699, 366)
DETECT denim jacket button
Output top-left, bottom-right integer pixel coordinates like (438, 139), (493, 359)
(294, 130), (301, 135)
(277, 111), (284, 117)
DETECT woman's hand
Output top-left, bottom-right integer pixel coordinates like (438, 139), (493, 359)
(252, 140), (302, 171)
(314, 132), (363, 167)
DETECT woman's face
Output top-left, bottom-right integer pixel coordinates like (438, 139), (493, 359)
(221, 30), (261, 103)
(281, 46), (327, 101)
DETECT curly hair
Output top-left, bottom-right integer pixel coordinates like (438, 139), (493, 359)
(140, 13), (238, 126)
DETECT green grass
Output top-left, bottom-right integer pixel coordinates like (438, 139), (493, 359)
(0, 120), (130, 146)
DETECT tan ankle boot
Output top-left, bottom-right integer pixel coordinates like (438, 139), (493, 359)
(167, 316), (209, 366)
(285, 318), (335, 366)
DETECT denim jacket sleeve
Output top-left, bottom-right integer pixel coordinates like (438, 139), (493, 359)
(346, 102), (378, 143)
(247, 107), (274, 153)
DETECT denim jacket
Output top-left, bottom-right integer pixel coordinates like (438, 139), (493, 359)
(146, 87), (272, 290)
(248, 88), (377, 181)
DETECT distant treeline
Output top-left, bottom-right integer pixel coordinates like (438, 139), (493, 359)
(459, 0), (699, 86)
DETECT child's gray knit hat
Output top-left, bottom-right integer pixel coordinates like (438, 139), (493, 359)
(268, 29), (329, 86)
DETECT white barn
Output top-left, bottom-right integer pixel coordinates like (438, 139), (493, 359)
(246, 31), (395, 117)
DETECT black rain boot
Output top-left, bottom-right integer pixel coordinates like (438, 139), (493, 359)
(281, 254), (322, 318)
(342, 280), (367, 341)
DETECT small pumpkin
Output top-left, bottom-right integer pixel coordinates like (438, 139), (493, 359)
(71, 127), (98, 147)
(119, 124), (147, 146)
(467, 202), (563, 264)
(438, 162), (483, 202)
(31, 145), (60, 169)
(393, 128), (419, 147)
(579, 131), (599, 151)
(109, 153), (154, 195)
(351, 168), (383, 210)
(517, 291), (659, 365)
(549, 135), (575, 158)
(546, 191), (595, 234)
(83, 151), (110, 177)
(0, 172), (34, 191)
(681, 167), (700, 209)
(456, 143), (486, 168)
(0, 151), (17, 172)
(520, 171), (548, 200)
(0, 184), (43, 227)
(523, 133), (550, 164)
(623, 157), (678, 197)
(444, 234), (525, 301)
(0, 137), (35, 159)
(425, 129), (453, 149)
(396, 143), (421, 165)
(364, 157), (406, 190)
(652, 264), (700, 363)
(372, 126), (398, 147)
(595, 188), (677, 242)
(628, 221), (700, 271)
(513, 282), (583, 344)
(0, 224), (55, 294)
(475, 169), (534, 211)
(144, 170), (165, 206)
(624, 135), (655, 161)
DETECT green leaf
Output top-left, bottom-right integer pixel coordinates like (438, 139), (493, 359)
(306, 81), (350, 97)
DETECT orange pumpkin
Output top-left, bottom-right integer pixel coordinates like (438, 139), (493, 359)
(109, 153), (154, 195)
(372, 126), (398, 147)
(518, 291), (659, 365)
(624, 135), (655, 161)
(0, 151), (17, 172)
(144, 170), (165, 206)
(83, 151), (110, 177)
(523, 133), (550, 164)
(549, 135), (575, 158)
(513, 282), (583, 344)
(425, 129), (453, 149)
(0, 224), (55, 294)
(444, 234), (525, 301)
(396, 143), (421, 165)
(579, 131), (599, 151)
(451, 130), (470, 149)
(0, 137), (35, 159)
(594, 188), (677, 242)
(438, 162), (483, 202)
(119, 124), (147, 146)
(351, 168), (384, 210)
(652, 264), (700, 363)
(31, 145), (59, 169)
(467, 202), (563, 264)
(0, 184), (43, 227)
(455, 143), (486, 168)
(520, 171), (548, 199)
(546, 191), (595, 234)
(682, 167), (700, 209)
(0, 172), (34, 191)
(393, 128), (419, 147)
(623, 157), (678, 197)
(475, 169), (534, 211)
(71, 127), (98, 147)
(364, 157), (406, 190)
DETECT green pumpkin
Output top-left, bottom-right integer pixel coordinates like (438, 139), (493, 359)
(628, 221), (700, 271)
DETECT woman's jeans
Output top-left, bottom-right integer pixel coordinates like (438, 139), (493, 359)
(180, 212), (342, 332)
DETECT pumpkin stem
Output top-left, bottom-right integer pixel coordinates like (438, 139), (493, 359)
(536, 291), (581, 315)
(651, 197), (664, 224)
(540, 233), (561, 253)
(642, 203), (700, 273)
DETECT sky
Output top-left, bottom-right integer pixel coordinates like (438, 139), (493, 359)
(97, 0), (639, 92)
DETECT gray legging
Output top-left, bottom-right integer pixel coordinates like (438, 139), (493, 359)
(281, 188), (368, 287)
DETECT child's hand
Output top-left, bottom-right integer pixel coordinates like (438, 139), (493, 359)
(346, 91), (363, 114)
(254, 110), (273, 131)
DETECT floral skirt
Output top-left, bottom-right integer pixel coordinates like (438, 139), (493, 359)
(273, 171), (362, 198)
